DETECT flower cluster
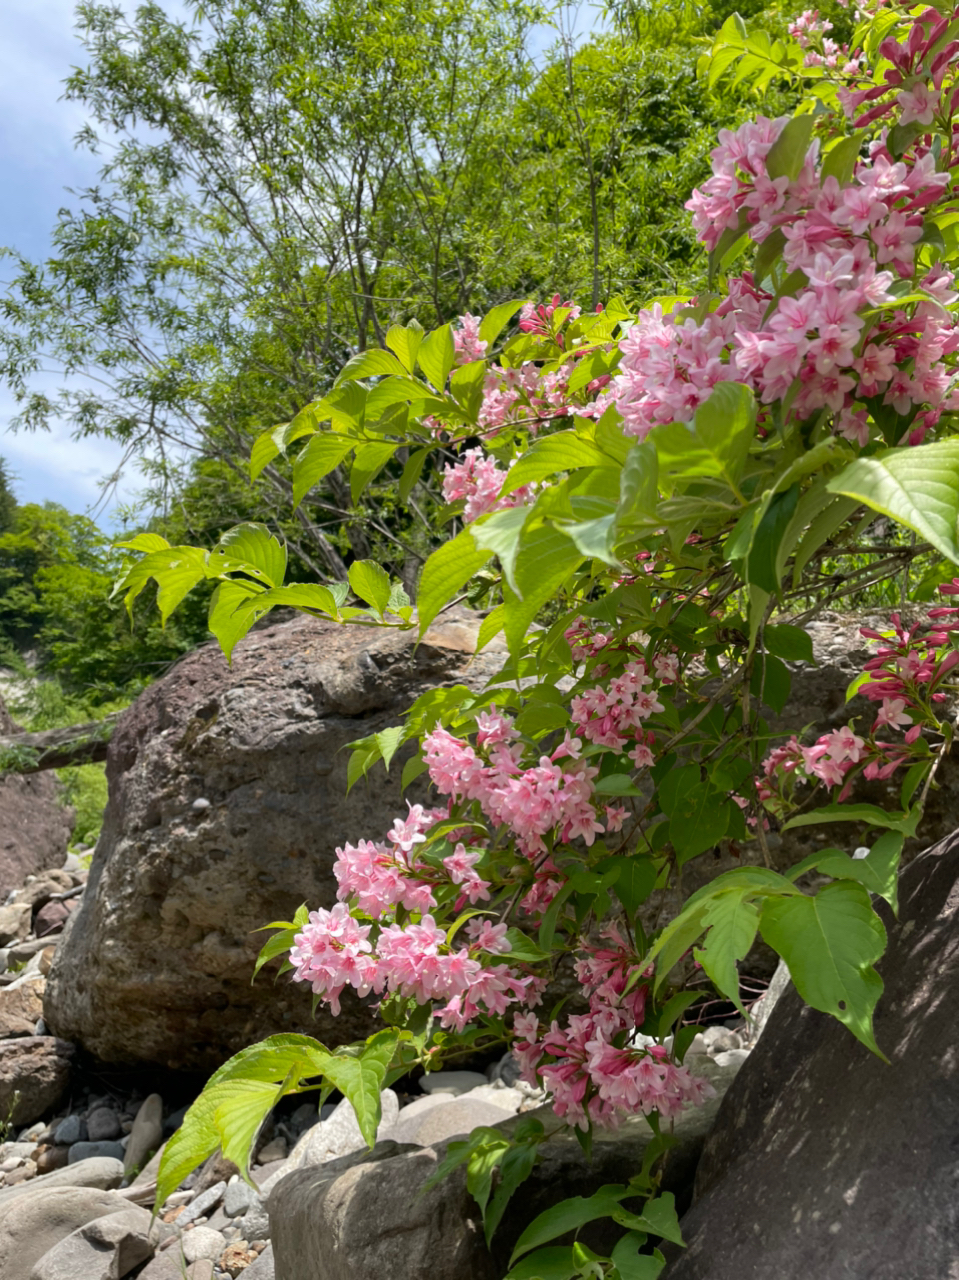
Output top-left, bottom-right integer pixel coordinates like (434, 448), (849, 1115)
(608, 107), (959, 446)
(441, 447), (535, 523)
(759, 585), (959, 814)
(513, 927), (713, 1129)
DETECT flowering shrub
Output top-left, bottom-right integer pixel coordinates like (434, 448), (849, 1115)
(121, 2), (959, 1274)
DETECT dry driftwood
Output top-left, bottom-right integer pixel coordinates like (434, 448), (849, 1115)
(0, 713), (120, 774)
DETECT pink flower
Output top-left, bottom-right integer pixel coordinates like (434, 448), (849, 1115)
(874, 697), (914, 730)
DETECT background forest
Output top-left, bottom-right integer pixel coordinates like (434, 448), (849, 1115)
(0, 0), (853, 841)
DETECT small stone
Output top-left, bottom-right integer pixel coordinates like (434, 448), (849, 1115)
(29, 1203), (154, 1280)
(702, 1025), (742, 1053)
(418, 1070), (488, 1096)
(287, 1103), (318, 1135)
(34, 900), (70, 936)
(67, 1140), (125, 1164)
(163, 1104), (188, 1137)
(255, 1137), (286, 1163)
(35, 1145), (71, 1174)
(38, 947), (57, 977)
(182, 1225), (227, 1263)
(4, 1163), (35, 1185)
(179, 1179), (227, 1226)
(0, 903), (32, 946)
(86, 1106), (121, 1142)
(460, 1084), (524, 1113)
(224, 1179), (256, 1218)
(54, 1115), (86, 1146)
(712, 1048), (752, 1069)
(242, 1243), (274, 1278)
(187, 1262), (215, 1280)
(220, 1242), (256, 1276)
(124, 1092), (164, 1175)
(192, 798), (212, 811)
(0, 1156), (22, 1172)
(238, 1200), (270, 1242)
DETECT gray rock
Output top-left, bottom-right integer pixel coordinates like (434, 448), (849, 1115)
(238, 1198), (270, 1242)
(53, 1116), (85, 1147)
(85, 1107), (121, 1143)
(162, 1105), (188, 1138)
(129, 1138), (167, 1188)
(662, 827), (959, 1280)
(0, 1158), (124, 1207)
(134, 1254), (184, 1280)
(0, 904), (34, 948)
(418, 1071), (488, 1096)
(181, 1226), (226, 1263)
(0, 1038), (74, 1127)
(460, 1084), (524, 1113)
(288, 1103), (320, 1135)
(42, 612), (505, 1070)
(223, 1177), (256, 1218)
(28, 1204), (154, 1280)
(0, 1186), (130, 1280)
(243, 1244), (275, 1279)
(269, 1081), (733, 1280)
(178, 1179), (226, 1226)
(383, 1096), (521, 1148)
(67, 1141), (125, 1165)
(486, 1053), (522, 1087)
(271, 1090), (400, 1186)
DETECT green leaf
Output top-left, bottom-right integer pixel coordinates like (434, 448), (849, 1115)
(501, 433), (610, 497)
(765, 113), (815, 181)
(745, 485), (799, 593)
(209, 523), (287, 589)
(375, 725), (407, 773)
(763, 624), (814, 664)
(760, 881), (887, 1056)
(611, 858), (658, 915)
(694, 892), (760, 1008)
(399, 447), (431, 504)
(467, 1138), (511, 1219)
(250, 429), (280, 481)
(348, 560), (392, 615)
(504, 927), (552, 963)
(510, 1185), (629, 1264)
(787, 832), (903, 915)
(231, 583), (340, 621)
(416, 526), (492, 635)
(252, 925), (298, 981)
(560, 513), (617, 566)
(633, 1193), (684, 1246)
(782, 804), (919, 836)
(616, 443), (659, 535)
(292, 434), (356, 507)
(611, 1235), (666, 1280)
(484, 1140), (541, 1246)
(320, 1029), (400, 1147)
(208, 580), (264, 662)
(647, 903), (708, 991)
(350, 442), (397, 505)
(335, 348), (409, 384)
(504, 1247), (579, 1280)
(385, 322), (424, 373)
(471, 506), (531, 594)
(479, 299), (527, 348)
(214, 1077), (285, 1175)
(418, 325), (456, 391)
(821, 131), (864, 185)
(827, 441), (959, 564)
(115, 532), (170, 553)
(652, 383), (755, 488)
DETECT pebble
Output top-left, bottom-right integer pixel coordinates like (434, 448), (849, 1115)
(238, 1200), (270, 1242)
(220, 1242), (257, 1276)
(224, 1177), (257, 1218)
(179, 1179), (227, 1226)
(256, 1137), (287, 1163)
(67, 1140), (125, 1164)
(182, 1226), (228, 1263)
(86, 1106), (122, 1142)
(54, 1115), (86, 1145)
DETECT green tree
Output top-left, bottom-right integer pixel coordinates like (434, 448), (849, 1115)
(0, 460), (15, 535)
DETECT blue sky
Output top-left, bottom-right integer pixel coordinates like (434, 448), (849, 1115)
(0, 1), (599, 523)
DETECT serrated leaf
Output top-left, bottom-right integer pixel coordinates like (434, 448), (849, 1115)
(335, 348), (409, 384)
(418, 325), (455, 390)
(209, 523), (287, 588)
(348, 560), (391, 615)
(694, 891), (760, 1009)
(416, 525), (493, 635)
(827, 441), (959, 564)
(501, 433), (611, 497)
(399, 447), (431, 503)
(471, 506), (531, 594)
(375, 725), (406, 772)
(478, 299), (527, 348)
(231, 583), (339, 621)
(115, 533), (170, 553)
(652, 382), (756, 488)
(208, 580), (264, 662)
(782, 804), (918, 835)
(292, 434), (356, 507)
(760, 880), (887, 1056)
(320, 1029), (400, 1147)
(385, 322), (423, 373)
(787, 831), (903, 915)
(350, 442), (397, 505)
(250, 429), (280, 480)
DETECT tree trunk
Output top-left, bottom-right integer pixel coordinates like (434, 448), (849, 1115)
(0, 715), (120, 774)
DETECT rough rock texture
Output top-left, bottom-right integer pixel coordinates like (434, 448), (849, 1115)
(662, 827), (959, 1280)
(0, 1159), (124, 1208)
(0, 1186), (131, 1280)
(270, 1060), (741, 1280)
(0, 697), (73, 901)
(43, 612), (505, 1070)
(29, 1204), (154, 1280)
(0, 980), (45, 1038)
(0, 1038), (74, 1125)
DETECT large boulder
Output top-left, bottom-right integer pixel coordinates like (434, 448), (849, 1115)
(662, 827), (959, 1279)
(43, 613), (505, 1070)
(268, 1059), (743, 1280)
(0, 695), (73, 900)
